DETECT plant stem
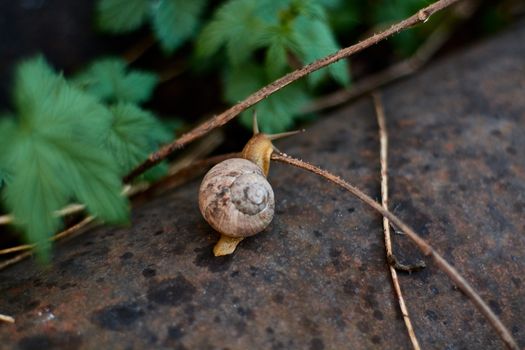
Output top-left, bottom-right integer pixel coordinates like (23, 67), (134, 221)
(270, 152), (519, 350)
(303, 0), (479, 113)
(123, 0), (463, 183)
(374, 93), (421, 350)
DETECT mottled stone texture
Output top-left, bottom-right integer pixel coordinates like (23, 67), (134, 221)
(1, 17), (525, 350)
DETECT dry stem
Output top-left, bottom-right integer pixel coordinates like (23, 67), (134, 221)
(303, 0), (478, 113)
(124, 0), (462, 183)
(374, 93), (421, 350)
(271, 152), (518, 350)
(0, 216), (96, 260)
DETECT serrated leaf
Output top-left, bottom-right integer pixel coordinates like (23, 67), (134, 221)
(152, 0), (207, 53)
(262, 26), (298, 80)
(54, 140), (129, 224)
(0, 119), (71, 260)
(291, 16), (349, 87)
(2, 56), (130, 260)
(196, 0), (267, 65)
(13, 56), (62, 122)
(225, 64), (309, 133)
(73, 58), (158, 104)
(96, 0), (150, 33)
(105, 103), (172, 176)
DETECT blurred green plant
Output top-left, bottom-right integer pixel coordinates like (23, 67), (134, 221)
(0, 56), (171, 260)
(95, 0), (438, 133)
(97, 0), (207, 52)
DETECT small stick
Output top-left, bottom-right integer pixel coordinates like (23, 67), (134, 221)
(0, 216), (96, 257)
(0, 314), (14, 324)
(123, 0), (463, 183)
(271, 152), (518, 350)
(373, 93), (421, 350)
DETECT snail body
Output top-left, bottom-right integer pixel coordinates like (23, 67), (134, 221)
(198, 114), (301, 256)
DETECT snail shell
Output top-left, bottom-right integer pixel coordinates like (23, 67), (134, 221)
(198, 158), (275, 238)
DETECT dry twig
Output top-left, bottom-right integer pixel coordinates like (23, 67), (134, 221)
(303, 0), (479, 113)
(271, 152), (519, 350)
(124, 0), (463, 182)
(0, 216), (96, 269)
(373, 93), (421, 350)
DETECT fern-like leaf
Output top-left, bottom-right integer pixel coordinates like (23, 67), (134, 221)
(73, 58), (158, 104)
(1, 56), (130, 260)
(197, 0), (268, 65)
(292, 15), (350, 87)
(96, 0), (150, 33)
(106, 103), (172, 176)
(225, 64), (309, 133)
(152, 0), (207, 53)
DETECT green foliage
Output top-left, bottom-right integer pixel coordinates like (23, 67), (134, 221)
(0, 56), (172, 260)
(198, 0), (350, 132)
(96, 0), (207, 53)
(224, 63), (309, 133)
(93, 0), (471, 132)
(97, 0), (150, 34)
(105, 103), (171, 176)
(152, 0), (207, 52)
(73, 58), (158, 103)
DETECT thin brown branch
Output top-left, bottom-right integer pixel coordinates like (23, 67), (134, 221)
(271, 152), (519, 350)
(0, 314), (14, 324)
(373, 93), (421, 350)
(123, 0), (462, 183)
(304, 0), (479, 113)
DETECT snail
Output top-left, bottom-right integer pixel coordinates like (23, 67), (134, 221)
(198, 114), (302, 256)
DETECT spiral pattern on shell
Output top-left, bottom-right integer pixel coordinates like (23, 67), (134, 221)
(198, 158), (275, 238)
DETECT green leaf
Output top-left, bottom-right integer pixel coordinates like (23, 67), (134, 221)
(54, 140), (129, 224)
(152, 0), (207, 53)
(291, 16), (350, 87)
(224, 64), (309, 133)
(0, 116), (15, 188)
(196, 0), (267, 65)
(2, 133), (70, 261)
(262, 26), (298, 80)
(105, 103), (172, 176)
(96, 0), (150, 33)
(2, 56), (130, 260)
(73, 58), (158, 104)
